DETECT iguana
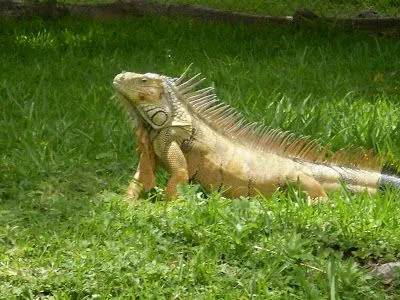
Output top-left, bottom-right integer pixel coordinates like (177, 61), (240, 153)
(112, 66), (400, 202)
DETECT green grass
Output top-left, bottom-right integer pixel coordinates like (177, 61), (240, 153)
(1, 18), (400, 298)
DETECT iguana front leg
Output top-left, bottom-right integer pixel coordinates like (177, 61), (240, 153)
(153, 132), (189, 199)
(127, 126), (156, 201)
(164, 141), (189, 199)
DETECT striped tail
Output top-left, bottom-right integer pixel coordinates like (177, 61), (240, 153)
(379, 173), (400, 191)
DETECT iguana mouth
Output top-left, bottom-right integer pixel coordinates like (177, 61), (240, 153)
(112, 78), (125, 95)
(112, 73), (134, 108)
(113, 72), (132, 95)
(112, 80), (121, 89)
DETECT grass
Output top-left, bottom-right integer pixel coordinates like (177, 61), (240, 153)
(1, 17), (400, 298)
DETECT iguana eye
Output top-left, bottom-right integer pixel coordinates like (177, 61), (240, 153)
(141, 78), (148, 83)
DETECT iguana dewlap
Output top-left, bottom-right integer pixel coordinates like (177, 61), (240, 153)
(112, 67), (400, 202)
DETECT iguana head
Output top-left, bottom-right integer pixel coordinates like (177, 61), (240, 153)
(113, 71), (172, 129)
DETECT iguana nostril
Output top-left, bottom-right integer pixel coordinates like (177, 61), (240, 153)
(113, 73), (124, 83)
(113, 74), (125, 89)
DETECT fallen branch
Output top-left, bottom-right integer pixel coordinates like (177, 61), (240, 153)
(1, 0), (399, 34)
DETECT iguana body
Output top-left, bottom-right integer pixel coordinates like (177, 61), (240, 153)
(112, 67), (400, 201)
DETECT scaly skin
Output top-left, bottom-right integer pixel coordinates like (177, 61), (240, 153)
(112, 69), (399, 202)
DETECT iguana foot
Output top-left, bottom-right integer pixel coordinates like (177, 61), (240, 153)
(165, 168), (189, 200)
(126, 179), (143, 201)
(165, 183), (179, 200)
(297, 173), (328, 200)
(307, 196), (330, 205)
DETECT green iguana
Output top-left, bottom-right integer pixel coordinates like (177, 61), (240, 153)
(112, 66), (400, 202)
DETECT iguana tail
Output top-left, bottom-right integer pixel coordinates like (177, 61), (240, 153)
(379, 173), (400, 191)
(308, 163), (400, 194)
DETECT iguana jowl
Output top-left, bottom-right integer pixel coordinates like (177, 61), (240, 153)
(112, 67), (400, 202)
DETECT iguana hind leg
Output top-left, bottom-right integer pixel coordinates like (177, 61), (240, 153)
(296, 173), (329, 203)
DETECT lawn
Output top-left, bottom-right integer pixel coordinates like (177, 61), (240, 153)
(1, 17), (400, 298)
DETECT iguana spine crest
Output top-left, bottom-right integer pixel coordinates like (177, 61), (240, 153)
(173, 65), (380, 170)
